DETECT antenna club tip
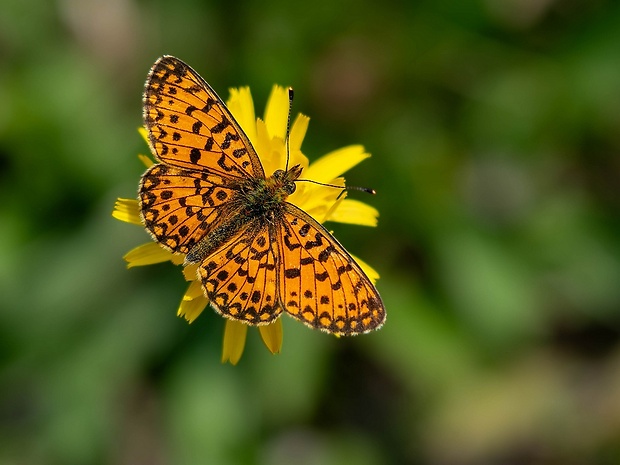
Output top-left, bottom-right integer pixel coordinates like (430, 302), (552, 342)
(288, 87), (294, 99)
(358, 187), (376, 195)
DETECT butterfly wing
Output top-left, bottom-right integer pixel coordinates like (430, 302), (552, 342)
(276, 203), (385, 335)
(143, 55), (264, 179)
(139, 164), (241, 254)
(141, 55), (385, 334)
(196, 220), (282, 325)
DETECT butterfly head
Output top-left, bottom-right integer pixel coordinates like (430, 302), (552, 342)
(271, 164), (303, 196)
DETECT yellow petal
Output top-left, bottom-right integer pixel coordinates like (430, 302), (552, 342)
(304, 145), (370, 183)
(289, 114), (309, 154)
(326, 199), (379, 227)
(264, 85), (289, 141)
(350, 253), (380, 284)
(182, 263), (199, 280)
(299, 193), (343, 225)
(294, 181), (343, 215)
(222, 320), (247, 365)
(138, 127), (148, 143)
(112, 198), (142, 225)
(258, 319), (283, 354)
(255, 118), (285, 176)
(289, 147), (310, 173)
(138, 154), (154, 168)
(227, 87), (257, 147)
(181, 279), (205, 301)
(286, 114), (311, 173)
(123, 242), (175, 267)
(177, 287), (208, 323)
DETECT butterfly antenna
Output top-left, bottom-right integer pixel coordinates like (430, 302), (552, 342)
(285, 87), (294, 172)
(339, 185), (377, 200)
(297, 178), (376, 199)
(287, 88), (376, 199)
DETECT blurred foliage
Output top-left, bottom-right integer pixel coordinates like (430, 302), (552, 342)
(1, 0), (620, 464)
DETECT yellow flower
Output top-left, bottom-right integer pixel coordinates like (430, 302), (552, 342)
(113, 85), (379, 364)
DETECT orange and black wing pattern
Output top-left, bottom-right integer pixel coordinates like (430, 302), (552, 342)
(139, 164), (238, 254)
(276, 203), (385, 335)
(138, 56), (385, 336)
(196, 220), (283, 325)
(143, 55), (264, 180)
(140, 56), (264, 254)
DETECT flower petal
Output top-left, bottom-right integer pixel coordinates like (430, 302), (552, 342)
(113, 198), (142, 225)
(304, 145), (370, 182)
(255, 118), (285, 176)
(123, 242), (175, 267)
(258, 319), (283, 354)
(181, 278), (205, 301)
(290, 147), (310, 174)
(350, 253), (380, 284)
(290, 178), (345, 223)
(182, 263), (199, 280)
(139, 127), (149, 143)
(264, 85), (290, 141)
(226, 87), (257, 147)
(138, 154), (154, 168)
(177, 281), (209, 323)
(289, 114), (309, 155)
(222, 320), (248, 365)
(326, 199), (379, 227)
(298, 192), (342, 224)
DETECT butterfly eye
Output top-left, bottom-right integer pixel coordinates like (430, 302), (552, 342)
(283, 181), (296, 195)
(273, 170), (285, 180)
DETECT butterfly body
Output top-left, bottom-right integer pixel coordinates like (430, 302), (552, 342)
(182, 164), (303, 264)
(235, 164), (303, 216)
(139, 56), (385, 335)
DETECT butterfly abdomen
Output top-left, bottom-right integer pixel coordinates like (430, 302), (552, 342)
(184, 217), (244, 264)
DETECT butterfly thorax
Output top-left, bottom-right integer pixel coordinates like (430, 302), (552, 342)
(242, 164), (303, 209)
(184, 164), (303, 265)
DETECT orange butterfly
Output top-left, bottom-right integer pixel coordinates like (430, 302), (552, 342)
(139, 56), (385, 335)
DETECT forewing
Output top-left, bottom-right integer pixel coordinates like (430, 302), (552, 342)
(143, 55), (264, 179)
(197, 221), (282, 325)
(139, 164), (237, 254)
(277, 204), (385, 335)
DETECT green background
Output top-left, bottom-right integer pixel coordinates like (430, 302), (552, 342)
(2, 0), (620, 464)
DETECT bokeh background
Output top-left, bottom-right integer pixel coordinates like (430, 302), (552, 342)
(2, 0), (620, 464)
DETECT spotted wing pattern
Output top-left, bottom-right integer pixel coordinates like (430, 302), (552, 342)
(196, 221), (282, 324)
(276, 204), (385, 335)
(143, 55), (264, 179)
(139, 164), (239, 254)
(140, 55), (385, 336)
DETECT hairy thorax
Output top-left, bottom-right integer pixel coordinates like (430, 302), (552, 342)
(185, 165), (303, 264)
(239, 165), (301, 215)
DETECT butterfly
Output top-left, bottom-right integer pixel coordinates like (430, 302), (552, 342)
(139, 55), (385, 335)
